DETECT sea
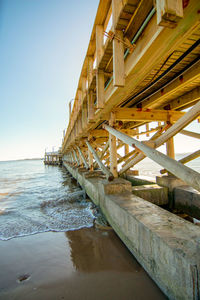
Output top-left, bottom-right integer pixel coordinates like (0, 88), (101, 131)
(0, 160), (95, 241)
(0, 155), (199, 241)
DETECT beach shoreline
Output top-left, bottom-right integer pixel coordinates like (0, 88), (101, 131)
(0, 227), (166, 300)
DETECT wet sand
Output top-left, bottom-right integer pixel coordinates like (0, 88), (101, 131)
(0, 228), (166, 300)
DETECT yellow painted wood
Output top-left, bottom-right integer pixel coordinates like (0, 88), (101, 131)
(109, 112), (118, 177)
(114, 108), (185, 122)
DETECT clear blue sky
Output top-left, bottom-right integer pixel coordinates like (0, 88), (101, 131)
(0, 0), (99, 160)
(0, 0), (199, 161)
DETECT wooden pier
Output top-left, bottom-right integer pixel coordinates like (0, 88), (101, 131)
(44, 151), (62, 166)
(60, 1), (200, 299)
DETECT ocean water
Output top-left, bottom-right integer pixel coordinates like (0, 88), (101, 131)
(0, 160), (94, 241)
(0, 155), (199, 241)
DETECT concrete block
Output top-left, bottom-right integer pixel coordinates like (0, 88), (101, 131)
(156, 175), (185, 192)
(83, 170), (106, 179)
(174, 186), (200, 219)
(101, 178), (132, 195)
(132, 184), (168, 205)
(124, 174), (155, 186)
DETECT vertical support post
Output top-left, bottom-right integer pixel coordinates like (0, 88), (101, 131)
(82, 77), (87, 101)
(69, 101), (72, 120)
(112, 0), (124, 87)
(109, 112), (118, 177)
(146, 123), (150, 137)
(124, 144), (129, 156)
(77, 90), (82, 112)
(87, 56), (94, 87)
(136, 128), (139, 139)
(113, 30), (125, 87)
(82, 101), (87, 129)
(87, 90), (95, 122)
(96, 69), (104, 108)
(165, 122), (175, 159)
(96, 25), (104, 67)
(166, 137), (175, 159)
(78, 114), (82, 136)
(88, 147), (93, 171)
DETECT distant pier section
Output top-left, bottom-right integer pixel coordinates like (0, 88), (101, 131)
(44, 151), (62, 166)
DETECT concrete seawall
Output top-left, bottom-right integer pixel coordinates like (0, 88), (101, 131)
(63, 162), (200, 300)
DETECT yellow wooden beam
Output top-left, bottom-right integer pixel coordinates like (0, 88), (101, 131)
(114, 108), (185, 122)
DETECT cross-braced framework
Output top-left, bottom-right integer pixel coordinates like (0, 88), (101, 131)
(62, 0), (200, 191)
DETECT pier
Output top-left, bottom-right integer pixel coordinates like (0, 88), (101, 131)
(44, 151), (62, 166)
(60, 1), (200, 299)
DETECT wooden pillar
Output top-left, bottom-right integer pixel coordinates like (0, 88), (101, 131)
(109, 112), (118, 177)
(146, 123), (150, 137)
(165, 122), (175, 159)
(88, 148), (93, 171)
(69, 101), (72, 119)
(78, 114), (82, 136)
(96, 69), (104, 108)
(87, 56), (94, 87)
(82, 77), (87, 103)
(112, 0), (124, 87)
(96, 24), (104, 109)
(166, 137), (175, 159)
(77, 90), (82, 111)
(124, 144), (129, 156)
(96, 25), (103, 67)
(82, 101), (87, 129)
(87, 90), (95, 122)
(113, 30), (125, 87)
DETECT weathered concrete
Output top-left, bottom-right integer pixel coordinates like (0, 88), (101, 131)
(123, 174), (155, 186)
(174, 186), (200, 220)
(63, 162), (200, 300)
(132, 184), (168, 205)
(156, 175), (186, 192)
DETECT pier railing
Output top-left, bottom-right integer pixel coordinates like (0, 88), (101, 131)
(61, 0), (200, 190)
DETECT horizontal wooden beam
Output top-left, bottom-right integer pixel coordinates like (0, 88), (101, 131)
(113, 108), (185, 122)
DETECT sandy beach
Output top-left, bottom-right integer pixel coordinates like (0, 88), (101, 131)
(0, 227), (166, 300)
